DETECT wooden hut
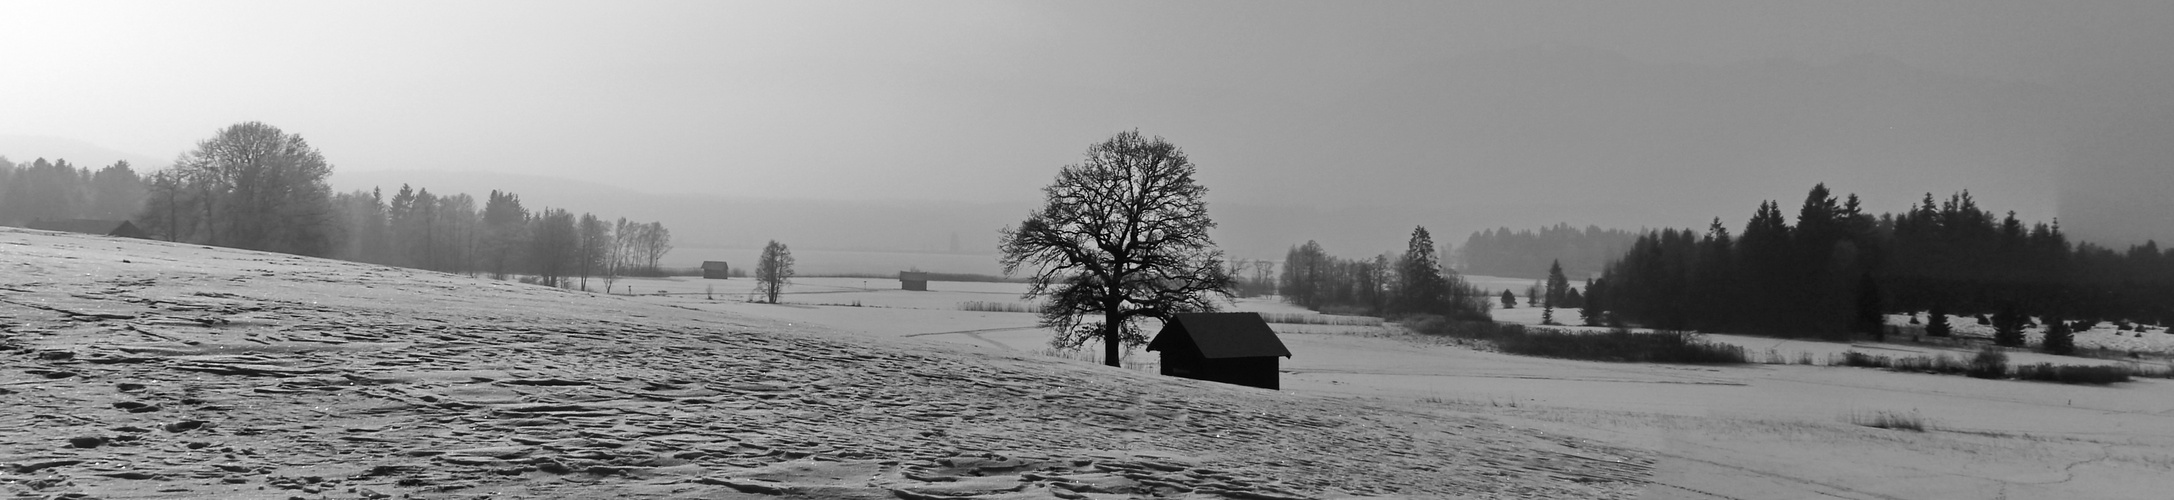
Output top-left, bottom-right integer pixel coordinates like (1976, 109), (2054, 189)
(28, 219), (149, 239)
(899, 271), (929, 291)
(1146, 312), (1291, 390)
(701, 261), (730, 279)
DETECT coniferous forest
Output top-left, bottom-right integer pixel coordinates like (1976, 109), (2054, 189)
(1595, 184), (2174, 339)
(1456, 224), (1639, 279)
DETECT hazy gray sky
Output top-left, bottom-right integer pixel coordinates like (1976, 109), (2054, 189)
(6, 1), (2172, 245)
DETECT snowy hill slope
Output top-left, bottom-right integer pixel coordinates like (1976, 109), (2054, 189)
(0, 227), (1645, 499)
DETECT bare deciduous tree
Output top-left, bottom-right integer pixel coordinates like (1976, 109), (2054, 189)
(527, 208), (579, 287)
(756, 240), (794, 303)
(150, 122), (338, 255)
(638, 222), (672, 275)
(999, 130), (1234, 367)
(575, 213), (609, 291)
(602, 217), (636, 293)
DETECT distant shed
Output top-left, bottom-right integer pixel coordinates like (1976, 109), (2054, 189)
(701, 261), (730, 279)
(28, 219), (149, 239)
(1146, 312), (1292, 390)
(899, 271), (929, 291)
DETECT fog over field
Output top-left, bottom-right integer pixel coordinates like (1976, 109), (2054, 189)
(8, 1), (2174, 258)
(10, 3), (2174, 500)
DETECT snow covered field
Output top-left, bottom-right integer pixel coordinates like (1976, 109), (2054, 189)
(8, 227), (2173, 499)
(617, 274), (2174, 499)
(1, 229), (1644, 499)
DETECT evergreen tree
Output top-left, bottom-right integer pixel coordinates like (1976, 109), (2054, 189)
(1926, 304), (1952, 337)
(1992, 304), (2026, 347)
(1544, 260), (1570, 307)
(1581, 278), (1605, 326)
(480, 190), (530, 279)
(2041, 312), (2074, 355)
(1394, 226), (1452, 317)
(1854, 272), (1884, 340)
(1541, 262), (1562, 325)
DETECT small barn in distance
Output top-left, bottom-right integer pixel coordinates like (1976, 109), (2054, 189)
(701, 261), (730, 279)
(899, 271), (929, 291)
(28, 219), (150, 239)
(1146, 312), (1292, 390)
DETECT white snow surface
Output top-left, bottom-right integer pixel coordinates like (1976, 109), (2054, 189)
(8, 227), (2174, 499)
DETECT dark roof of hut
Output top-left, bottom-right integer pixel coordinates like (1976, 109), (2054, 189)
(1149, 312), (1292, 359)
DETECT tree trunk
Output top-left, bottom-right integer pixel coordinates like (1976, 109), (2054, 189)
(1103, 307), (1121, 367)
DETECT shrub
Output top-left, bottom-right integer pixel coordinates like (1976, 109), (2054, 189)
(1839, 351), (1885, 368)
(1846, 410), (1928, 432)
(2013, 363), (2131, 384)
(1494, 328), (1747, 364)
(1889, 353), (1969, 375)
(1255, 313), (1382, 327)
(1405, 319), (1746, 364)
(1967, 349), (2008, 379)
(958, 301), (1042, 313)
(1402, 315), (1524, 340)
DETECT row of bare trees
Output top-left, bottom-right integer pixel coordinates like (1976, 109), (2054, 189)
(116, 122), (675, 291)
(135, 122), (340, 255)
(1279, 227), (1493, 320)
(326, 185), (671, 291)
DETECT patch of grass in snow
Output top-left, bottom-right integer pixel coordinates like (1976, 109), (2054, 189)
(1846, 410), (1929, 432)
(1252, 312), (1382, 327)
(1420, 395), (1522, 408)
(1830, 348), (2163, 384)
(958, 301), (1043, 314)
(2013, 363), (2131, 384)
(1036, 348), (1158, 372)
(1403, 316), (1748, 364)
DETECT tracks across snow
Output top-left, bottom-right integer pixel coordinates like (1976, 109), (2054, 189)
(0, 228), (1651, 499)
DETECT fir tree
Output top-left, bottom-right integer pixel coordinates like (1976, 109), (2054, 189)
(1544, 260), (1571, 307)
(1854, 272), (1884, 340)
(2041, 313), (2074, 355)
(1580, 278), (1605, 327)
(1992, 304), (2025, 348)
(1926, 305), (1952, 337)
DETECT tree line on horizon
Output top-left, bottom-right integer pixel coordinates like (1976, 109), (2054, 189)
(324, 186), (674, 291)
(2, 122), (675, 292)
(1456, 223), (1639, 280)
(0, 157), (149, 227)
(1279, 226), (1493, 321)
(1594, 184), (2174, 339)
